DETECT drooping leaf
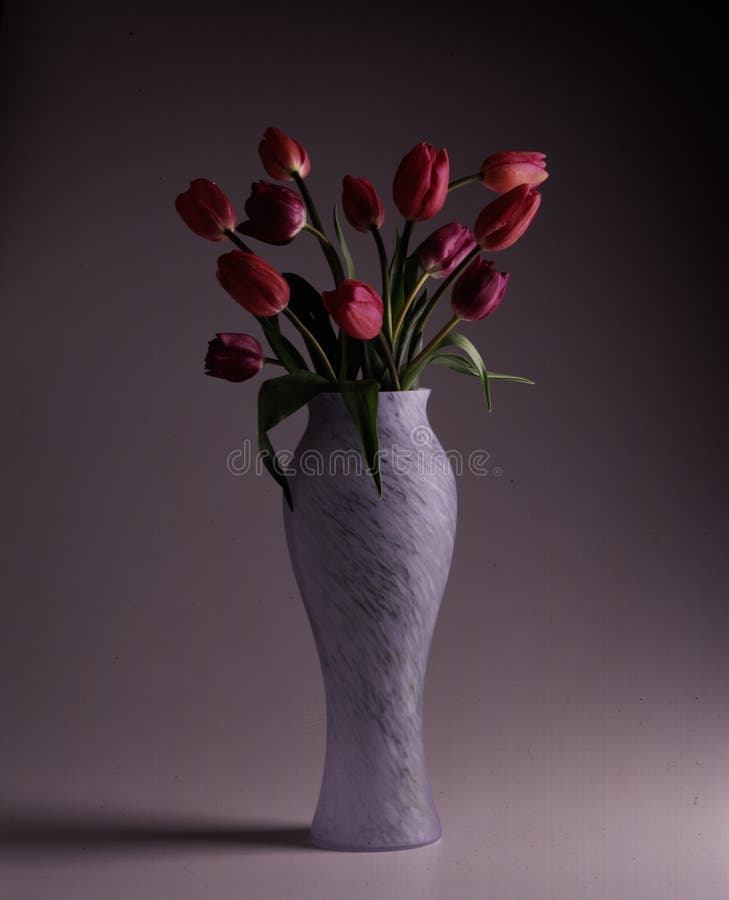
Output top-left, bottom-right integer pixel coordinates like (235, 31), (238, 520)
(282, 273), (339, 375)
(487, 371), (535, 385)
(333, 205), (356, 279)
(257, 315), (308, 373)
(258, 371), (330, 509)
(441, 332), (492, 410)
(340, 379), (381, 497)
(430, 353), (479, 376)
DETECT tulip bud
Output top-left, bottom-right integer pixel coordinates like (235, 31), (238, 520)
(418, 222), (476, 279)
(342, 176), (385, 232)
(393, 142), (450, 221)
(480, 151), (548, 194)
(322, 279), (383, 340)
(216, 251), (290, 317)
(474, 184), (541, 251)
(237, 181), (306, 245)
(175, 179), (236, 241)
(205, 333), (264, 382)
(451, 257), (509, 322)
(258, 126), (311, 181)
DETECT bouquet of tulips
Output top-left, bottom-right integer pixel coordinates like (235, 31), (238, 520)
(176, 127), (547, 505)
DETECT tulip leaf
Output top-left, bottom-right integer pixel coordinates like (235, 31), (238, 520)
(396, 289), (429, 368)
(487, 371), (535, 385)
(430, 352), (479, 376)
(282, 273), (339, 374)
(257, 315), (308, 373)
(340, 379), (381, 497)
(258, 371), (331, 509)
(440, 332), (492, 411)
(333, 205), (356, 279)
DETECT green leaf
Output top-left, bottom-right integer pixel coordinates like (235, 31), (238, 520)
(340, 379), (381, 497)
(333, 205), (356, 279)
(396, 288), (429, 367)
(282, 273), (339, 375)
(487, 371), (535, 385)
(441, 332), (492, 411)
(257, 315), (308, 373)
(258, 371), (330, 509)
(430, 353), (479, 376)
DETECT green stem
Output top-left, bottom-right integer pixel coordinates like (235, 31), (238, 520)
(415, 245), (480, 337)
(393, 271), (429, 345)
(448, 173), (481, 192)
(401, 315), (460, 389)
(293, 172), (325, 234)
(377, 332), (401, 391)
(371, 226), (392, 342)
(225, 229), (252, 253)
(302, 222), (345, 286)
(283, 307), (337, 383)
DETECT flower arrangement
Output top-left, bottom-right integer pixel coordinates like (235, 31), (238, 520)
(176, 128), (547, 506)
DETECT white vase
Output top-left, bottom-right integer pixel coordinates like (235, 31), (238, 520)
(283, 389), (457, 851)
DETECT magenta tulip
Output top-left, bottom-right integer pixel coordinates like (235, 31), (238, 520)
(175, 179), (236, 241)
(342, 176), (385, 232)
(418, 222), (476, 279)
(322, 280), (383, 340)
(216, 251), (290, 317)
(451, 257), (509, 321)
(258, 126), (311, 181)
(237, 181), (306, 245)
(205, 333), (264, 382)
(480, 151), (548, 194)
(393, 142), (450, 221)
(474, 184), (541, 251)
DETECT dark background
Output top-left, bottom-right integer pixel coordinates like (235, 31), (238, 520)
(1, 3), (727, 898)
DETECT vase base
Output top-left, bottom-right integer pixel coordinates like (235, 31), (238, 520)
(310, 829), (442, 853)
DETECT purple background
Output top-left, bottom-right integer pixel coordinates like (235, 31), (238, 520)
(1, 3), (727, 898)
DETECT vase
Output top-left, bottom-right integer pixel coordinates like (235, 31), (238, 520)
(283, 389), (457, 852)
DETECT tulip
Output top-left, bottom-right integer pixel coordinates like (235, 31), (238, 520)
(474, 184), (541, 251)
(480, 151), (548, 194)
(216, 251), (290, 317)
(175, 179), (236, 241)
(451, 257), (509, 321)
(342, 176), (385, 232)
(258, 126), (311, 181)
(418, 222), (476, 279)
(393, 142), (450, 221)
(322, 279), (383, 340)
(237, 181), (306, 245)
(205, 333), (264, 382)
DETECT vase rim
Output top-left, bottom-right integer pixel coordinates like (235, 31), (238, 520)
(313, 388), (431, 396)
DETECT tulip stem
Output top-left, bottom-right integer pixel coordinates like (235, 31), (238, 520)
(302, 222), (345, 286)
(370, 226), (392, 342)
(448, 173), (481, 192)
(393, 271), (430, 346)
(401, 315), (460, 389)
(377, 332), (401, 391)
(225, 229), (252, 253)
(415, 246), (480, 338)
(283, 307), (338, 383)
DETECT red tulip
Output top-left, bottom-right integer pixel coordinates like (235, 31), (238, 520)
(474, 184), (541, 251)
(205, 333), (264, 382)
(216, 251), (290, 317)
(322, 280), (383, 340)
(393, 142), (450, 221)
(237, 181), (306, 245)
(418, 222), (476, 279)
(342, 176), (385, 232)
(480, 151), (548, 193)
(175, 179), (236, 241)
(258, 126), (311, 181)
(451, 257), (509, 321)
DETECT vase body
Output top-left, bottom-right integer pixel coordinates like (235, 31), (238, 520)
(283, 389), (457, 851)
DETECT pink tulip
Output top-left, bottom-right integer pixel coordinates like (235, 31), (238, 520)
(342, 176), (385, 232)
(205, 333), (264, 382)
(238, 181), (306, 245)
(322, 280), (383, 340)
(418, 223), (476, 279)
(258, 126), (311, 181)
(451, 257), (509, 321)
(175, 179), (236, 241)
(474, 184), (541, 251)
(393, 142), (450, 221)
(216, 251), (290, 317)
(480, 151), (548, 194)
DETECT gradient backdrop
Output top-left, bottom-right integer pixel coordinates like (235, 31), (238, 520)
(1, 3), (727, 899)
